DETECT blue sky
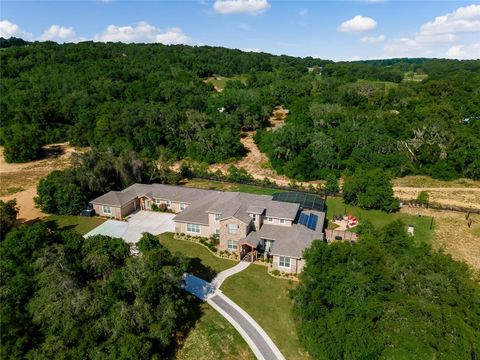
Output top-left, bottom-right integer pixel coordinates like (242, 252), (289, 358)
(1, 0), (479, 60)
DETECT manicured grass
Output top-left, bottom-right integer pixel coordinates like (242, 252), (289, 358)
(177, 303), (254, 360)
(159, 232), (236, 280)
(326, 196), (433, 243)
(221, 265), (309, 359)
(44, 215), (106, 235)
(183, 178), (281, 196)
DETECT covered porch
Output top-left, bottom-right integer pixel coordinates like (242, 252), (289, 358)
(238, 239), (258, 262)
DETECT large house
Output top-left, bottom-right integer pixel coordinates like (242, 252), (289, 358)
(90, 184), (326, 274)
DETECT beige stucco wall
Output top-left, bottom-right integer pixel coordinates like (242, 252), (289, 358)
(152, 199), (189, 213)
(175, 222), (214, 238)
(93, 204), (122, 219)
(262, 217), (292, 227)
(219, 217), (249, 251)
(272, 255), (303, 274)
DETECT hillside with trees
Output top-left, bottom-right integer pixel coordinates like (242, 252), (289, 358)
(1, 40), (479, 182)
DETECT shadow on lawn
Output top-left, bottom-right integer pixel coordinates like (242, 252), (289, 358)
(187, 257), (218, 282)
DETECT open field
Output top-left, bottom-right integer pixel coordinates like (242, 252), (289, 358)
(0, 143), (84, 221)
(393, 176), (480, 209)
(401, 206), (480, 275)
(203, 75), (247, 92)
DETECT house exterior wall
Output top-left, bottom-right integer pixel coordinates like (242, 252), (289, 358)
(175, 222), (213, 238)
(272, 255), (303, 274)
(262, 217), (292, 227)
(93, 204), (122, 219)
(219, 217), (249, 251)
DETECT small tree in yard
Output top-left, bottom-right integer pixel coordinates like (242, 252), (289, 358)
(343, 168), (399, 212)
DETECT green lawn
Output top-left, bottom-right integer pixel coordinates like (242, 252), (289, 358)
(221, 266), (310, 359)
(44, 215), (106, 235)
(183, 178), (281, 196)
(326, 196), (433, 243)
(176, 303), (254, 360)
(159, 232), (236, 280)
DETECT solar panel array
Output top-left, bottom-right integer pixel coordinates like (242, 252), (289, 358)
(298, 212), (318, 231)
(272, 191), (325, 211)
(299, 213), (309, 226)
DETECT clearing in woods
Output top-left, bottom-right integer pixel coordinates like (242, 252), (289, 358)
(0, 143), (84, 222)
(207, 106), (324, 188)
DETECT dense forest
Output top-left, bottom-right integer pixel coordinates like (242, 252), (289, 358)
(0, 223), (199, 359)
(1, 39), (479, 180)
(292, 221), (480, 359)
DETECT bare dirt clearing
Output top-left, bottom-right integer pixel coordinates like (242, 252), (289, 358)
(0, 143), (83, 221)
(401, 206), (480, 275)
(207, 106), (324, 188)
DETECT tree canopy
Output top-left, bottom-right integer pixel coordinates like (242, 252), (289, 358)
(1, 40), (478, 181)
(0, 224), (194, 359)
(291, 221), (480, 359)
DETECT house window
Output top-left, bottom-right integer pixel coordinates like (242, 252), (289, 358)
(215, 229), (220, 236)
(214, 213), (221, 221)
(166, 200), (171, 209)
(227, 240), (238, 251)
(228, 223), (238, 234)
(180, 203), (186, 211)
(279, 218), (285, 224)
(187, 223), (201, 234)
(154, 199), (161, 204)
(279, 256), (291, 268)
(267, 217), (273, 222)
(103, 205), (112, 214)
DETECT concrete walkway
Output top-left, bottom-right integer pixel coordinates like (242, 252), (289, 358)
(183, 261), (285, 360)
(211, 261), (251, 290)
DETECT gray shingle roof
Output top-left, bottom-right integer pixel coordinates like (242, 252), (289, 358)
(242, 210), (325, 258)
(90, 183), (215, 207)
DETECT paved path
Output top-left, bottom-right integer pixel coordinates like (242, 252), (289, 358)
(211, 261), (251, 290)
(183, 261), (285, 360)
(208, 293), (285, 360)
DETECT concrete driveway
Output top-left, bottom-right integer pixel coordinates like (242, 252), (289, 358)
(84, 210), (175, 243)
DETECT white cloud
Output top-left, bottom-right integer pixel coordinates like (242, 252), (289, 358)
(446, 43), (480, 59)
(298, 8), (308, 17)
(384, 4), (480, 58)
(338, 15), (377, 32)
(39, 25), (80, 42)
(0, 20), (32, 39)
(94, 22), (192, 44)
(419, 4), (480, 35)
(360, 34), (385, 43)
(213, 0), (270, 15)
(350, 55), (362, 61)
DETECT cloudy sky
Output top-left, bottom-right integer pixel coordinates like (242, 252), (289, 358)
(1, 0), (479, 60)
